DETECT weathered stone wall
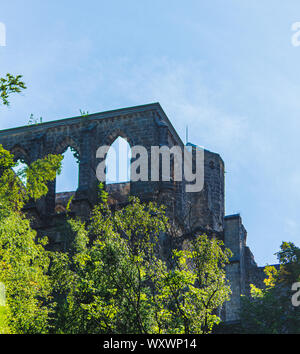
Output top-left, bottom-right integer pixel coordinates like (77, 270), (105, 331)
(223, 214), (270, 322)
(0, 103), (224, 233)
(0, 103), (177, 216)
(224, 215), (244, 322)
(188, 148), (224, 233)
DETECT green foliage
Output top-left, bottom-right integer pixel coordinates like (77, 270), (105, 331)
(28, 113), (43, 125)
(0, 145), (62, 333)
(0, 144), (62, 216)
(0, 213), (53, 333)
(0, 305), (10, 334)
(0, 144), (15, 172)
(0, 281), (8, 333)
(240, 241), (300, 333)
(97, 182), (108, 203)
(0, 144), (231, 333)
(0, 73), (26, 106)
(65, 195), (74, 215)
(69, 146), (80, 164)
(79, 109), (89, 117)
(150, 236), (232, 334)
(0, 75), (62, 333)
(276, 242), (300, 284)
(49, 196), (232, 334)
(0, 115), (231, 334)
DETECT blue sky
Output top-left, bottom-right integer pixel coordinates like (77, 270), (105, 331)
(1, 0), (300, 265)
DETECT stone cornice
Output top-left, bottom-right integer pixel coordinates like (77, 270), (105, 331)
(0, 103), (184, 147)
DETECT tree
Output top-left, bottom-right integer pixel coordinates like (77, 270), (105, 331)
(240, 242), (300, 333)
(0, 73), (26, 106)
(0, 145), (62, 333)
(0, 74), (64, 333)
(152, 235), (232, 334)
(49, 186), (232, 334)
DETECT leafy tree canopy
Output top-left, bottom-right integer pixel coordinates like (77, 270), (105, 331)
(0, 73), (26, 106)
(0, 145), (62, 333)
(240, 241), (300, 334)
(49, 187), (232, 334)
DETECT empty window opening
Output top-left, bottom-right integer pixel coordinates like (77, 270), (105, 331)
(56, 147), (79, 193)
(12, 159), (28, 186)
(106, 137), (131, 184)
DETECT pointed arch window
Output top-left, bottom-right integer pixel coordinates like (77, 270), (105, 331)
(106, 136), (131, 184)
(56, 147), (79, 193)
(12, 159), (28, 186)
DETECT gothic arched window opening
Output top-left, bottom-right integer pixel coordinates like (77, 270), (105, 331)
(12, 159), (28, 186)
(56, 147), (79, 193)
(106, 136), (131, 184)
